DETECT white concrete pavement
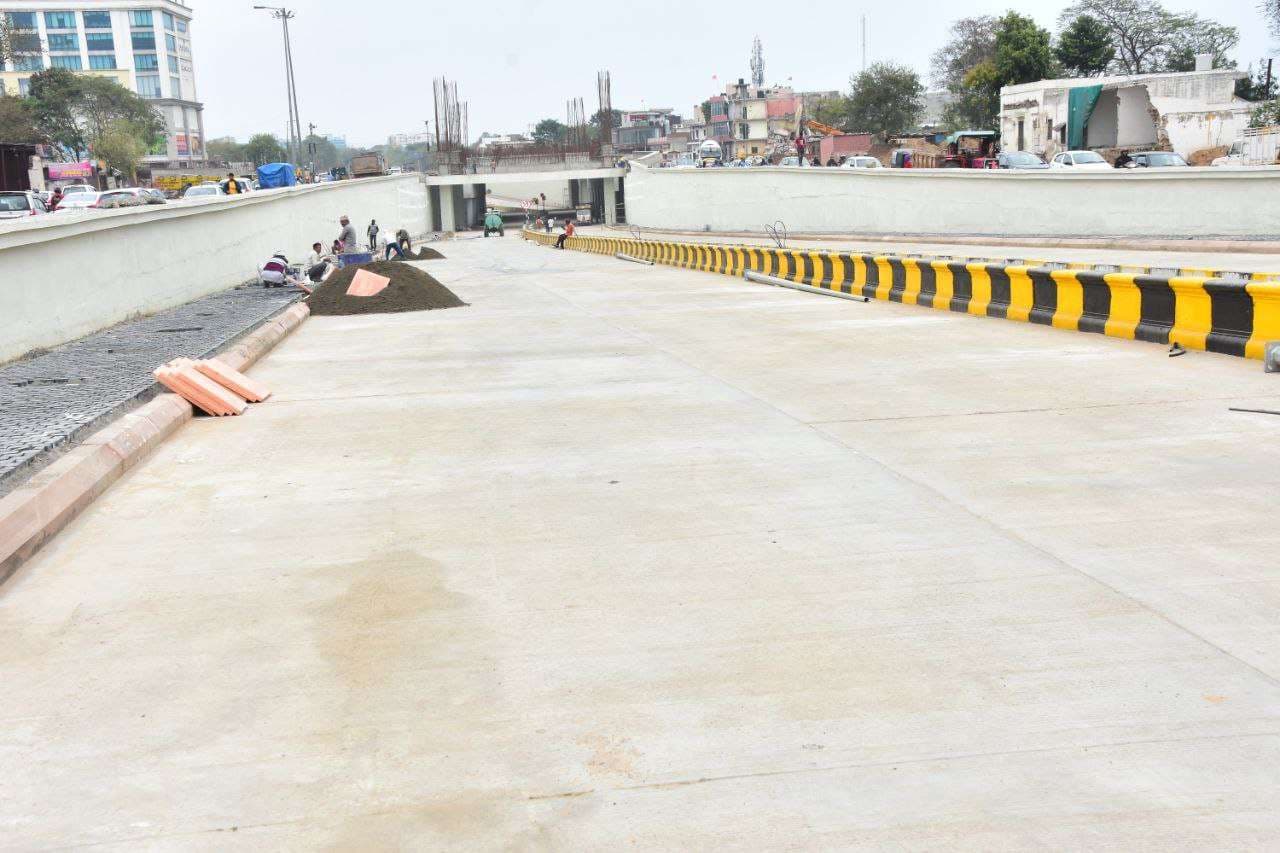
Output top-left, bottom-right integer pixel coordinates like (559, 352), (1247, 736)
(2, 235), (1279, 848)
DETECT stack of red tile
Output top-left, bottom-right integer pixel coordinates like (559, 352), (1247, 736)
(153, 358), (272, 416)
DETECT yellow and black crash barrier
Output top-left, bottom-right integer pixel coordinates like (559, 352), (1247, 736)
(522, 229), (1280, 361)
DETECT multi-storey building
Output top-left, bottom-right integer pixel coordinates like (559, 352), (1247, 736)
(0, 2), (205, 165)
(611, 108), (676, 152)
(388, 130), (433, 148)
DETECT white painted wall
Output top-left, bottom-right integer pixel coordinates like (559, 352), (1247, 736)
(624, 163), (1280, 238)
(0, 175), (427, 363)
(1116, 87), (1157, 147)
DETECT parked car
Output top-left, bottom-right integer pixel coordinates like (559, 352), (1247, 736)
(1122, 151), (1189, 168)
(1049, 150), (1114, 170)
(994, 151), (1050, 170)
(0, 190), (51, 219)
(182, 184), (225, 199)
(51, 190), (139, 211)
(840, 156), (882, 169)
(778, 156), (802, 167)
(59, 183), (96, 197)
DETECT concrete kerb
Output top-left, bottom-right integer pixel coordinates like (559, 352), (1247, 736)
(0, 302), (311, 586)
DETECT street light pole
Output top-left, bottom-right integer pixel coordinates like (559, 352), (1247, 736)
(253, 6), (302, 164)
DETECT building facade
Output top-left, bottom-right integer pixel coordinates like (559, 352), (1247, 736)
(0, 1), (204, 164)
(388, 130), (433, 148)
(999, 65), (1250, 160)
(612, 108), (675, 152)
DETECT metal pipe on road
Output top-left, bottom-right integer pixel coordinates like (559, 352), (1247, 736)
(743, 269), (870, 302)
(615, 252), (654, 266)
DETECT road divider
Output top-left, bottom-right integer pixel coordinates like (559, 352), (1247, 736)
(524, 229), (1280, 362)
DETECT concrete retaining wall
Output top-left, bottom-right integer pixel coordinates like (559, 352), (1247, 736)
(0, 175), (427, 363)
(623, 164), (1280, 240)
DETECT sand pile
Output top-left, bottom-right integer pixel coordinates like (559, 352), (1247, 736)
(410, 247), (444, 260)
(307, 260), (466, 316)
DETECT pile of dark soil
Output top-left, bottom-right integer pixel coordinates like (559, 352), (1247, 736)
(307, 260), (466, 316)
(410, 247), (444, 260)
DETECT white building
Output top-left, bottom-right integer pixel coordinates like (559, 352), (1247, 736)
(388, 130), (433, 148)
(0, 1), (203, 164)
(999, 63), (1251, 161)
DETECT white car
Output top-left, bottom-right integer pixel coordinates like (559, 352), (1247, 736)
(1049, 150), (1114, 170)
(52, 189), (142, 211)
(840, 156), (882, 169)
(182, 184), (225, 199)
(59, 183), (96, 197)
(0, 190), (51, 219)
(778, 156), (802, 167)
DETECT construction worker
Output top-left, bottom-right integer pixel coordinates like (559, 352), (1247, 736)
(367, 219), (380, 252)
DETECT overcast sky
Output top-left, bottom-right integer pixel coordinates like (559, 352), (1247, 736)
(193, 0), (1278, 147)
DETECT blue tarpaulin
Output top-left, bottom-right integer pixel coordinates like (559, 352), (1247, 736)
(256, 162), (297, 188)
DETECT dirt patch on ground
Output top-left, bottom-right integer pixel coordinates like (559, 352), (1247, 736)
(410, 247), (445, 260)
(1188, 145), (1228, 166)
(307, 260), (466, 316)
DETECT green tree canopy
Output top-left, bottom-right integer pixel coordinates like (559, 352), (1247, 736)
(206, 136), (246, 164)
(94, 119), (146, 181)
(302, 133), (339, 170)
(809, 95), (851, 130)
(27, 68), (163, 159)
(1055, 15), (1114, 76)
(944, 60), (1002, 131)
(847, 62), (924, 139)
(532, 118), (567, 145)
(244, 132), (287, 166)
(931, 16), (999, 91)
(995, 12), (1058, 85)
(0, 95), (41, 143)
(1059, 0), (1238, 74)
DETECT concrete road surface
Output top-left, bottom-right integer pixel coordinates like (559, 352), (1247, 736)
(3, 235), (1279, 848)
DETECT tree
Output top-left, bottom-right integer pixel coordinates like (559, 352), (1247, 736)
(1265, 0), (1280, 38)
(588, 108), (623, 141)
(809, 95), (850, 130)
(995, 12), (1058, 85)
(206, 136), (246, 164)
(0, 95), (40, 143)
(1235, 60), (1278, 101)
(846, 62), (924, 139)
(27, 68), (162, 159)
(1055, 15), (1114, 76)
(532, 118), (567, 145)
(93, 119), (146, 181)
(1059, 0), (1238, 74)
(301, 133), (339, 170)
(1250, 99), (1280, 127)
(244, 132), (286, 166)
(1163, 18), (1239, 71)
(944, 61), (1002, 130)
(931, 16), (999, 91)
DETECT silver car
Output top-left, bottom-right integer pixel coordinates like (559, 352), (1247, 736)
(0, 190), (51, 219)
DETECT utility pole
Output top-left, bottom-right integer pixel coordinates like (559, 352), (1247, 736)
(861, 15), (867, 73)
(254, 6), (302, 164)
(307, 121), (316, 178)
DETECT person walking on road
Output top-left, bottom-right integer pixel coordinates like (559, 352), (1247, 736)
(546, 216), (556, 234)
(337, 215), (358, 252)
(555, 219), (574, 249)
(221, 172), (244, 195)
(367, 219), (380, 251)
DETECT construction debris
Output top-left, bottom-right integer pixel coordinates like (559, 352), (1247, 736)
(306, 261), (466, 316)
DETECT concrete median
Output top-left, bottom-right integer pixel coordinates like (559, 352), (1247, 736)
(523, 228), (1280, 361)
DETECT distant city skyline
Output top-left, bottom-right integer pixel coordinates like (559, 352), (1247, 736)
(188, 0), (1277, 147)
